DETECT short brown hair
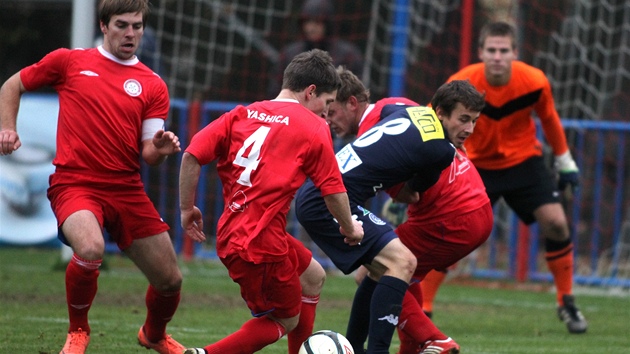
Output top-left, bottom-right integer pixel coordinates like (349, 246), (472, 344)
(281, 49), (341, 95)
(478, 21), (517, 49)
(334, 66), (370, 104)
(431, 80), (485, 116)
(99, 0), (151, 28)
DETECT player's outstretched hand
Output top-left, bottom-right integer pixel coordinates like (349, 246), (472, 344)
(181, 206), (206, 242)
(0, 129), (21, 155)
(153, 129), (182, 155)
(341, 218), (364, 246)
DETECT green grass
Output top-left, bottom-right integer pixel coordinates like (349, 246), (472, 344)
(1, 247), (628, 353)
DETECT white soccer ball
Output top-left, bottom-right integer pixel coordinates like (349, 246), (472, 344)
(298, 330), (355, 354)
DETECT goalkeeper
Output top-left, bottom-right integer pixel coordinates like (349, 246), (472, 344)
(445, 20), (586, 334)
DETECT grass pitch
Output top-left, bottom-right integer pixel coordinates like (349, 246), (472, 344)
(0, 246), (628, 353)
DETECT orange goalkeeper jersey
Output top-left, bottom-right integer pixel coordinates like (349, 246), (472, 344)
(447, 61), (569, 170)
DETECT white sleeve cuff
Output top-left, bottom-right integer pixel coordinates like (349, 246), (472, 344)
(142, 118), (165, 141)
(555, 151), (578, 171)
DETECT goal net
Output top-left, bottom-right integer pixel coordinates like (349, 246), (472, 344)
(532, 0), (630, 121)
(146, 0), (630, 117)
(144, 0), (463, 102)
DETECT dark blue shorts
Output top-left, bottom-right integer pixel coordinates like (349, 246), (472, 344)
(296, 203), (398, 275)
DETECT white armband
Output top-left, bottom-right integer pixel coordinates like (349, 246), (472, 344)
(142, 118), (165, 141)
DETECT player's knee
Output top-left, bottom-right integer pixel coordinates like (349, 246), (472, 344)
(153, 268), (183, 292)
(301, 261), (326, 295)
(400, 249), (417, 278)
(168, 269), (184, 290)
(72, 240), (106, 261)
(167, 270), (184, 291)
(276, 315), (299, 333)
(541, 219), (569, 241)
(382, 241), (416, 281)
(391, 247), (416, 281)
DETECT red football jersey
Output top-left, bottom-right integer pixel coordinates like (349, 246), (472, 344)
(405, 147), (489, 223)
(186, 99), (346, 263)
(20, 46), (169, 183)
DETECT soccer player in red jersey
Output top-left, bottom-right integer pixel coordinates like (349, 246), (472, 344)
(179, 49), (363, 354)
(0, 1), (186, 353)
(393, 81), (491, 354)
(327, 67), (489, 354)
(447, 21), (586, 334)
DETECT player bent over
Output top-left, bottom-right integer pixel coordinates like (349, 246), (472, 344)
(295, 82), (457, 352)
(179, 49), (363, 354)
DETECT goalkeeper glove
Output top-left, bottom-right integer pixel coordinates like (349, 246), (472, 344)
(555, 150), (579, 193)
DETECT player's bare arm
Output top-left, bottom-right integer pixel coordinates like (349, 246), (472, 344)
(323, 192), (364, 245)
(0, 72), (27, 155)
(141, 129), (182, 166)
(179, 152), (206, 242)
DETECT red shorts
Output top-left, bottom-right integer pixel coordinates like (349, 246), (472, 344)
(286, 234), (313, 275)
(396, 202), (493, 280)
(221, 235), (311, 319)
(48, 182), (169, 250)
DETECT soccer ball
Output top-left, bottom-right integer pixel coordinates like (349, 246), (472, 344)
(298, 330), (355, 354)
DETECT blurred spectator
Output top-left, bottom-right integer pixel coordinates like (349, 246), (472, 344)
(136, 26), (164, 75)
(268, 0), (364, 97)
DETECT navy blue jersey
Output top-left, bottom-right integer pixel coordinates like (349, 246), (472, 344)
(294, 105), (455, 273)
(297, 105), (454, 215)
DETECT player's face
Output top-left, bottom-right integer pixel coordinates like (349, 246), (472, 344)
(305, 91), (337, 120)
(478, 35), (516, 86)
(101, 12), (144, 60)
(302, 19), (326, 42)
(439, 103), (479, 148)
(326, 100), (357, 138)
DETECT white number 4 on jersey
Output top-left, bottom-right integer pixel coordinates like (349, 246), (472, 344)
(233, 126), (270, 186)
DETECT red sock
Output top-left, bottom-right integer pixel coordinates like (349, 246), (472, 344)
(204, 316), (286, 354)
(288, 294), (319, 354)
(545, 243), (574, 305)
(420, 270), (447, 313)
(398, 282), (446, 344)
(397, 328), (420, 354)
(143, 284), (181, 342)
(66, 254), (101, 334)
